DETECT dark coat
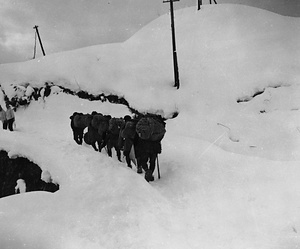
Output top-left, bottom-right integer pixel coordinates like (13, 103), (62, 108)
(134, 136), (161, 158)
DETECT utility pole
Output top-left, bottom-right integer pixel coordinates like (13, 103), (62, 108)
(33, 30), (37, 59)
(33, 25), (46, 56)
(198, 0), (202, 10)
(163, 0), (180, 89)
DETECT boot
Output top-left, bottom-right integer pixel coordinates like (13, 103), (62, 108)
(145, 170), (154, 182)
(125, 156), (132, 168)
(137, 166), (143, 174)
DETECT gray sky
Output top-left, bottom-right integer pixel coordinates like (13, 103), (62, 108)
(0, 0), (299, 64)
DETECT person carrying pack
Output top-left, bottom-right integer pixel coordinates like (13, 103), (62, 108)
(105, 117), (124, 161)
(134, 115), (166, 182)
(120, 116), (142, 172)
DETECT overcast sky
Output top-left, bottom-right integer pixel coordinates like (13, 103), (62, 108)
(0, 0), (299, 64)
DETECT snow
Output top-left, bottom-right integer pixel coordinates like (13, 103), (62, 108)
(15, 179), (26, 194)
(0, 4), (300, 249)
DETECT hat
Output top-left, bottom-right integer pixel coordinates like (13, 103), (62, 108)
(124, 115), (132, 122)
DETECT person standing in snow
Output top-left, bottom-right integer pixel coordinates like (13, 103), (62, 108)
(15, 176), (26, 194)
(0, 105), (7, 129)
(5, 103), (15, 131)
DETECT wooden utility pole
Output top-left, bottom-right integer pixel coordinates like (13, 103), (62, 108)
(198, 0), (202, 10)
(33, 25), (46, 56)
(163, 0), (180, 89)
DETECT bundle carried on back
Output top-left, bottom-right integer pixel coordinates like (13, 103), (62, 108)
(73, 113), (92, 128)
(91, 113), (104, 129)
(136, 116), (166, 141)
(121, 121), (136, 140)
(90, 113), (110, 136)
(109, 118), (125, 135)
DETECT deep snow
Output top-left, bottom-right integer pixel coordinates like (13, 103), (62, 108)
(0, 4), (300, 249)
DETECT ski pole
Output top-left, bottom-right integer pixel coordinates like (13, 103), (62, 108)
(156, 155), (161, 179)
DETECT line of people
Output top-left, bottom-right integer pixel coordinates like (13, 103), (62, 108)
(0, 103), (15, 131)
(119, 115), (165, 182)
(70, 111), (166, 182)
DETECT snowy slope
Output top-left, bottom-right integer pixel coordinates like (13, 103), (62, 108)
(0, 4), (300, 249)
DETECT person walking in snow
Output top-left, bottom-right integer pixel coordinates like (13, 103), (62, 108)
(134, 115), (165, 182)
(0, 105), (7, 130)
(134, 138), (162, 182)
(5, 103), (15, 131)
(119, 115), (141, 172)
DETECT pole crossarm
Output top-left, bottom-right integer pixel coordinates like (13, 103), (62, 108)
(163, 0), (179, 2)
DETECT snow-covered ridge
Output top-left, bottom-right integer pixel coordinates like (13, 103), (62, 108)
(1, 5), (299, 114)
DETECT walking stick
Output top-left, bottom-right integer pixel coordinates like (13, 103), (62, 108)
(156, 155), (161, 179)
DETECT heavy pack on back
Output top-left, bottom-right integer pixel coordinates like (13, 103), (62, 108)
(136, 117), (166, 141)
(121, 121), (136, 139)
(91, 114), (110, 135)
(91, 114), (104, 129)
(109, 118), (124, 135)
(74, 114), (92, 128)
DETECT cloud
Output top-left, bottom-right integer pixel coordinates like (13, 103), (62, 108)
(0, 1), (37, 61)
(0, 0), (299, 64)
(0, 31), (32, 51)
(0, 0), (197, 63)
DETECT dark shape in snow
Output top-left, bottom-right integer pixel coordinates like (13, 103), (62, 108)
(0, 150), (59, 198)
